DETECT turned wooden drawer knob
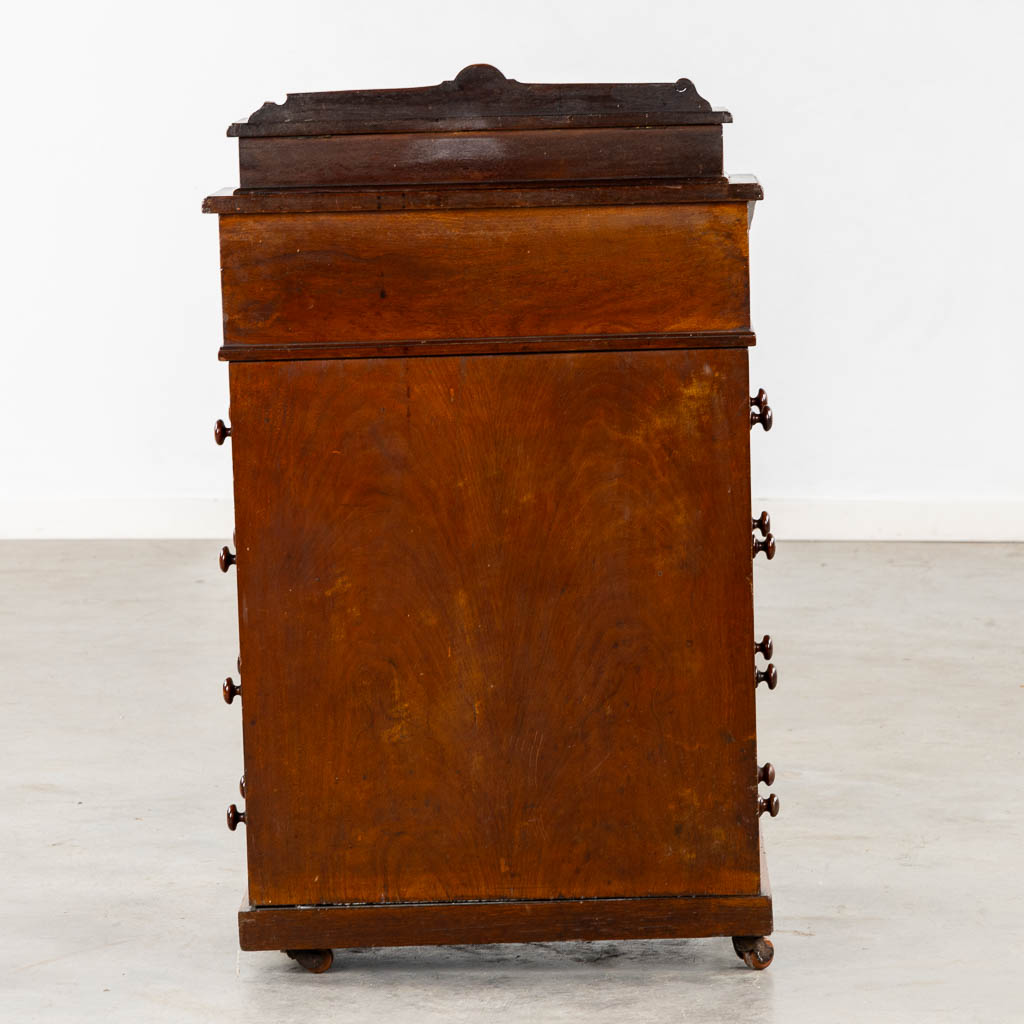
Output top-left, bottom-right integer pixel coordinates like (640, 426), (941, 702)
(758, 794), (780, 817)
(758, 762), (776, 785)
(751, 511), (771, 536)
(755, 663), (778, 689)
(752, 533), (776, 560)
(749, 389), (773, 431)
(754, 634), (774, 660)
(214, 419), (232, 445)
(223, 677), (241, 704)
(219, 546), (236, 572)
(239, 774), (247, 798)
(226, 804), (246, 830)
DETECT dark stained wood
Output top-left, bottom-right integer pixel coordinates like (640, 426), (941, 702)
(217, 67), (744, 201)
(218, 330), (756, 364)
(211, 68), (774, 967)
(203, 176), (763, 215)
(229, 64), (731, 138)
(749, 388), (773, 431)
(732, 935), (774, 970)
(237, 125), (723, 189)
(285, 949), (334, 973)
(239, 890), (773, 952)
(218, 204), (751, 347)
(229, 349), (759, 907)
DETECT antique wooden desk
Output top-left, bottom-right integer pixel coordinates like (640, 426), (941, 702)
(204, 65), (779, 973)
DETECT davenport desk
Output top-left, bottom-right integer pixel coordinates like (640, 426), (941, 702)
(203, 65), (780, 973)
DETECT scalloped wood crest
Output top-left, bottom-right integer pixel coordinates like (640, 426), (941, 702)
(228, 64), (732, 137)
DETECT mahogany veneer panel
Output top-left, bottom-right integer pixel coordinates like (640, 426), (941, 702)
(218, 203), (751, 346)
(229, 348), (758, 907)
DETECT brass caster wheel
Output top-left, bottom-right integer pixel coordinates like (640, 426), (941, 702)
(285, 948), (334, 973)
(732, 935), (774, 970)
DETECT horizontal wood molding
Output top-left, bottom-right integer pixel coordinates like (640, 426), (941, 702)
(203, 176), (763, 215)
(218, 330), (756, 362)
(238, 126), (723, 189)
(238, 892), (773, 951)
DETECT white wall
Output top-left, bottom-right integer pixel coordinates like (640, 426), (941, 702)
(2, 0), (1021, 539)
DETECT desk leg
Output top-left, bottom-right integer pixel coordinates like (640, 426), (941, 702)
(731, 935), (774, 970)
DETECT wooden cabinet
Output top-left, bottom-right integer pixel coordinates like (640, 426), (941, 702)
(205, 65), (778, 973)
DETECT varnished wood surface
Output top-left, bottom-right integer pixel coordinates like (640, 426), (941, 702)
(238, 891), (773, 951)
(218, 204), (751, 346)
(202, 176), (763, 215)
(230, 348), (758, 907)
(237, 126), (723, 189)
(229, 64), (730, 137)
(218, 330), (756, 364)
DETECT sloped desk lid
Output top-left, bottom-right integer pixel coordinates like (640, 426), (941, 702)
(228, 64), (732, 137)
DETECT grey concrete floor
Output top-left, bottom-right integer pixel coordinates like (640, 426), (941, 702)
(1, 541), (1022, 1022)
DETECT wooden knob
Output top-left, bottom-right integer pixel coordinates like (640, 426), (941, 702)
(758, 762), (776, 785)
(755, 664), (778, 690)
(749, 389), (773, 431)
(752, 533), (776, 560)
(236, 654), (242, 674)
(223, 677), (241, 704)
(758, 794), (780, 817)
(239, 774), (247, 798)
(219, 546), (236, 572)
(214, 419), (232, 445)
(751, 511), (771, 536)
(226, 804), (246, 830)
(754, 634), (774, 660)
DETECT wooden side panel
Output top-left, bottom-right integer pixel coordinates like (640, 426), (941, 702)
(230, 349), (758, 907)
(218, 204), (750, 345)
(237, 126), (723, 188)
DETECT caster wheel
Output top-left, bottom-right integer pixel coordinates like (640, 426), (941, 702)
(731, 936), (774, 970)
(285, 948), (334, 973)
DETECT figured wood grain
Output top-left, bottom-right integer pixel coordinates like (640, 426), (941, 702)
(237, 126), (723, 188)
(229, 348), (759, 907)
(218, 204), (751, 346)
